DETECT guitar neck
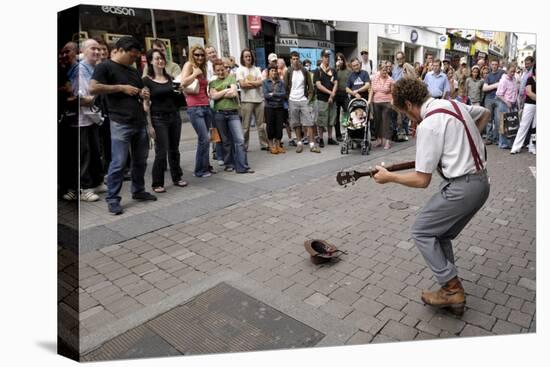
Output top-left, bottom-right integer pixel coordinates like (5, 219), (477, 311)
(360, 160), (416, 178)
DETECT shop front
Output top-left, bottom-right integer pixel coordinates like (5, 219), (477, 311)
(272, 18), (335, 69)
(369, 24), (444, 67)
(445, 34), (472, 67)
(78, 5), (212, 68)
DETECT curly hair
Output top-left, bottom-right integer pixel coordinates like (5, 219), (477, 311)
(392, 78), (430, 110)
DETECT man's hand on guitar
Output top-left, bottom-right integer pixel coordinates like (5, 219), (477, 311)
(373, 165), (392, 184)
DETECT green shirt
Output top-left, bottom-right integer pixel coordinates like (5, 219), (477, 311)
(209, 75), (239, 111)
(337, 69), (351, 92)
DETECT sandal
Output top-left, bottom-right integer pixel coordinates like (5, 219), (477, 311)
(153, 186), (166, 193)
(173, 180), (188, 187)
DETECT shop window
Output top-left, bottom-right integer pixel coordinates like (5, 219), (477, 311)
(277, 19), (294, 36)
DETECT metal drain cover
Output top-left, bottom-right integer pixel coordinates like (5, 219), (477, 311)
(82, 283), (325, 361)
(148, 282), (325, 354)
(389, 201), (409, 210)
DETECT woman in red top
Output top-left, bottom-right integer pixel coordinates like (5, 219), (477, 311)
(368, 63), (394, 150)
(180, 45), (215, 177)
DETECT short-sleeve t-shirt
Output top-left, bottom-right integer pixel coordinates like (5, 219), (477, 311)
(236, 66), (263, 103)
(416, 98), (486, 179)
(209, 75), (239, 111)
(525, 76), (536, 105)
(142, 77), (177, 114)
(92, 59), (146, 126)
(347, 70), (370, 98)
(314, 65), (337, 102)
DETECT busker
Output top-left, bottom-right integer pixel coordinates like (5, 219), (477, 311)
(373, 78), (491, 316)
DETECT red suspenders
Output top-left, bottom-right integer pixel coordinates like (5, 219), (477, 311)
(424, 100), (484, 173)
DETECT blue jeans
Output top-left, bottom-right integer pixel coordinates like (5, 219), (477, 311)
(484, 97), (499, 143)
(106, 121), (149, 204)
(215, 110), (250, 172)
(496, 100), (515, 148)
(187, 106), (212, 177)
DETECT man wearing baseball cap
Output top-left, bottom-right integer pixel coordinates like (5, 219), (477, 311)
(313, 49), (339, 147)
(360, 48), (375, 75)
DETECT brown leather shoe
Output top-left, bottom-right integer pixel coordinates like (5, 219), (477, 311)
(270, 146), (279, 155)
(421, 277), (466, 316)
(277, 145), (286, 154)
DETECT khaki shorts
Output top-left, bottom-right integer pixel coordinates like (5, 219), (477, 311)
(315, 100), (337, 129)
(289, 100), (313, 128)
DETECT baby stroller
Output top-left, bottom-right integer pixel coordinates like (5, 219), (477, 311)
(340, 98), (370, 155)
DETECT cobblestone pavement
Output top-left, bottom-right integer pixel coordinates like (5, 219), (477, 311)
(58, 125), (536, 355)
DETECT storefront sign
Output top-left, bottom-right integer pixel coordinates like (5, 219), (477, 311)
(279, 38), (299, 47)
(278, 38), (334, 50)
(411, 30), (418, 44)
(101, 6), (136, 16)
(453, 41), (470, 53)
(290, 48), (333, 70)
(386, 25), (399, 35)
(248, 16), (262, 36)
(489, 43), (503, 56)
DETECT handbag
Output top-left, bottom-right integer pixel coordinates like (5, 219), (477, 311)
(182, 78), (199, 95)
(499, 110), (520, 139)
(210, 127), (221, 143)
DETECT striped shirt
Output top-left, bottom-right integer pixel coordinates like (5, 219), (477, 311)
(371, 73), (394, 103)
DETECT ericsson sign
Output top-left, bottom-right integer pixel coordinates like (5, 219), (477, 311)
(101, 6), (136, 16)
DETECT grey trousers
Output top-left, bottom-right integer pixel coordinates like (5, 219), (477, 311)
(240, 101), (268, 150)
(412, 172), (490, 285)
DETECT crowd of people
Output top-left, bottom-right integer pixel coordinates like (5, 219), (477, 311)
(58, 35), (536, 215)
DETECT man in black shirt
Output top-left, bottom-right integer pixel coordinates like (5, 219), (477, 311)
(90, 36), (156, 215)
(313, 49), (339, 147)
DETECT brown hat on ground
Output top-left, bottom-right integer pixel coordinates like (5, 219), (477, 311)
(304, 239), (347, 264)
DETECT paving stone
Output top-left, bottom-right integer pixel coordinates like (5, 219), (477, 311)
(359, 284), (385, 300)
(517, 277), (536, 292)
(371, 334), (397, 344)
(468, 245), (486, 256)
(508, 310), (533, 329)
(376, 307), (405, 322)
(344, 310), (383, 334)
(504, 284), (535, 301)
(484, 289), (510, 306)
(263, 275), (295, 292)
(320, 300), (354, 320)
(283, 283), (315, 301)
(428, 314), (466, 335)
(134, 288), (167, 306)
(402, 302), (435, 322)
(416, 320), (440, 336)
(460, 324), (494, 337)
(376, 291), (408, 310)
(492, 305), (511, 320)
(352, 297), (385, 317)
(304, 292), (331, 308)
(329, 286), (361, 306)
(461, 309), (496, 331)
(379, 320), (417, 341)
(492, 319), (522, 335)
(467, 295), (496, 315)
(345, 331), (374, 345)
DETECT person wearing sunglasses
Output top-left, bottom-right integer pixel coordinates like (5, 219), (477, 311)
(180, 45), (215, 177)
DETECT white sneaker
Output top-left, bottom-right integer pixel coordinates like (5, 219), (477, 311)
(80, 189), (100, 202)
(218, 160), (225, 166)
(62, 190), (77, 201)
(93, 183), (108, 194)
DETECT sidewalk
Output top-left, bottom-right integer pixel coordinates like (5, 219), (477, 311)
(59, 131), (536, 359)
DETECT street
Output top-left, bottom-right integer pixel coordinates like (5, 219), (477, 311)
(58, 121), (536, 360)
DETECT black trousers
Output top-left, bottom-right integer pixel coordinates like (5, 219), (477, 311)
(334, 92), (348, 138)
(151, 112), (183, 187)
(58, 124), (78, 194)
(80, 124), (104, 189)
(265, 107), (285, 141)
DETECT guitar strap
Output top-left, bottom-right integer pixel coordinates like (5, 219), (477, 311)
(424, 100), (484, 179)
